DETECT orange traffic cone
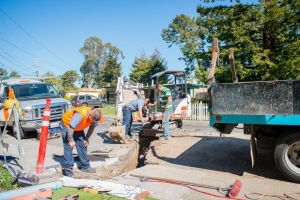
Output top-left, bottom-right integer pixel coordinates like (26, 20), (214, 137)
(133, 112), (137, 122)
(99, 109), (105, 125)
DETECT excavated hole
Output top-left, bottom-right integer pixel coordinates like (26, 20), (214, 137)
(70, 136), (157, 180)
(136, 136), (156, 168)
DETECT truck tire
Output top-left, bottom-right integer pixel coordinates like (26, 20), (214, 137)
(274, 131), (300, 183)
(82, 103), (88, 107)
(13, 123), (26, 139)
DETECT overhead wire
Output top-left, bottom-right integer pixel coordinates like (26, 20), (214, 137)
(0, 8), (76, 70)
(0, 53), (35, 73)
(0, 37), (71, 73)
(0, 47), (35, 72)
(0, 61), (32, 77)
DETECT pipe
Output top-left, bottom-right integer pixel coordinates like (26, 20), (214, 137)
(0, 180), (63, 199)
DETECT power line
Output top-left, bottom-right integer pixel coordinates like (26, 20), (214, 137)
(0, 53), (35, 73)
(0, 9), (75, 69)
(0, 37), (71, 72)
(0, 46), (35, 72)
(0, 61), (31, 76)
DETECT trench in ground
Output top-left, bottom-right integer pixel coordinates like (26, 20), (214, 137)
(69, 136), (157, 180)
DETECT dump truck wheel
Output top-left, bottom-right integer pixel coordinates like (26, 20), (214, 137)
(275, 131), (300, 183)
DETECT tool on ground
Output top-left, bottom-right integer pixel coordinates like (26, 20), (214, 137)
(79, 187), (99, 194)
(60, 194), (79, 200)
(135, 191), (151, 200)
(131, 174), (242, 198)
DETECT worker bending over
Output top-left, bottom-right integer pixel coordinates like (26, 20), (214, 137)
(122, 98), (150, 139)
(60, 107), (101, 178)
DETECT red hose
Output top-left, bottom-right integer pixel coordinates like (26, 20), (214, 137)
(147, 180), (244, 200)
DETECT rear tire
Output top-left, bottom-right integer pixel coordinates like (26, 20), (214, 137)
(13, 123), (26, 139)
(274, 131), (300, 183)
(82, 103), (88, 107)
(176, 120), (183, 128)
(100, 102), (106, 108)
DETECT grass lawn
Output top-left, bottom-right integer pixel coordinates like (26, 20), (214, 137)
(52, 187), (158, 200)
(101, 107), (116, 115)
(52, 187), (123, 200)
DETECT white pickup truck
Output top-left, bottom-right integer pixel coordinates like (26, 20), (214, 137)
(0, 77), (72, 139)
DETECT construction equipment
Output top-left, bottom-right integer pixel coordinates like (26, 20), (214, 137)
(141, 70), (191, 137)
(109, 72), (192, 139)
(208, 38), (300, 183)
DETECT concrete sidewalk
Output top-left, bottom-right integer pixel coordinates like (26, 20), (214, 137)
(108, 165), (300, 200)
(0, 119), (139, 182)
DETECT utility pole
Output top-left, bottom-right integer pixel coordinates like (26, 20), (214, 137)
(33, 58), (42, 77)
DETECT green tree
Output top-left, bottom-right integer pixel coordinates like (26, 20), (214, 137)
(0, 68), (8, 76)
(129, 49), (169, 85)
(94, 54), (122, 88)
(162, 0), (300, 83)
(43, 71), (63, 92)
(10, 70), (20, 77)
(79, 36), (124, 86)
(61, 70), (80, 91)
(162, 14), (205, 75)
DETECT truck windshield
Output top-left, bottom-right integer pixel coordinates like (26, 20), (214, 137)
(11, 83), (60, 101)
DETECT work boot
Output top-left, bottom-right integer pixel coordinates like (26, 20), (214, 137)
(159, 136), (168, 141)
(64, 173), (76, 179)
(81, 167), (96, 173)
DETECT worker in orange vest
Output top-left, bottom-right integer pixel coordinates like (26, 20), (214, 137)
(59, 107), (101, 178)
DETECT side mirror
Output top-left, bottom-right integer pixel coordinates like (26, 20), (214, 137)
(60, 91), (65, 97)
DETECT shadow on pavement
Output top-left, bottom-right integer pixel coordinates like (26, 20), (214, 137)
(97, 131), (117, 144)
(150, 135), (290, 182)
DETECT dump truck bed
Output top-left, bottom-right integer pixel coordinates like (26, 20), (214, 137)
(209, 80), (300, 115)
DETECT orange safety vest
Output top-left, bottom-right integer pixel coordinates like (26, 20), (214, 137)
(62, 107), (93, 131)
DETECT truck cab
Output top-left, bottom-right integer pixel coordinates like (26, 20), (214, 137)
(0, 77), (71, 139)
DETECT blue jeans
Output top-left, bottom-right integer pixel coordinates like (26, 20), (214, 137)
(122, 107), (133, 136)
(60, 122), (90, 175)
(162, 110), (170, 139)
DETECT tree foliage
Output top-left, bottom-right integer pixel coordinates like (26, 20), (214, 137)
(43, 71), (63, 92)
(61, 70), (80, 91)
(129, 49), (169, 85)
(162, 0), (300, 83)
(10, 70), (20, 77)
(94, 54), (122, 88)
(79, 36), (124, 87)
(0, 68), (8, 76)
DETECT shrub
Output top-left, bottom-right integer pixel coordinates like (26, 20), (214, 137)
(0, 162), (18, 192)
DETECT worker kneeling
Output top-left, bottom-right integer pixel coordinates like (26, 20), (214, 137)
(60, 107), (101, 178)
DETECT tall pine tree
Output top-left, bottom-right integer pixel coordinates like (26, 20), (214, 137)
(94, 54), (122, 88)
(129, 49), (169, 85)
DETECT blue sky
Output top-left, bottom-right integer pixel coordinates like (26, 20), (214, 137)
(0, 0), (258, 81)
